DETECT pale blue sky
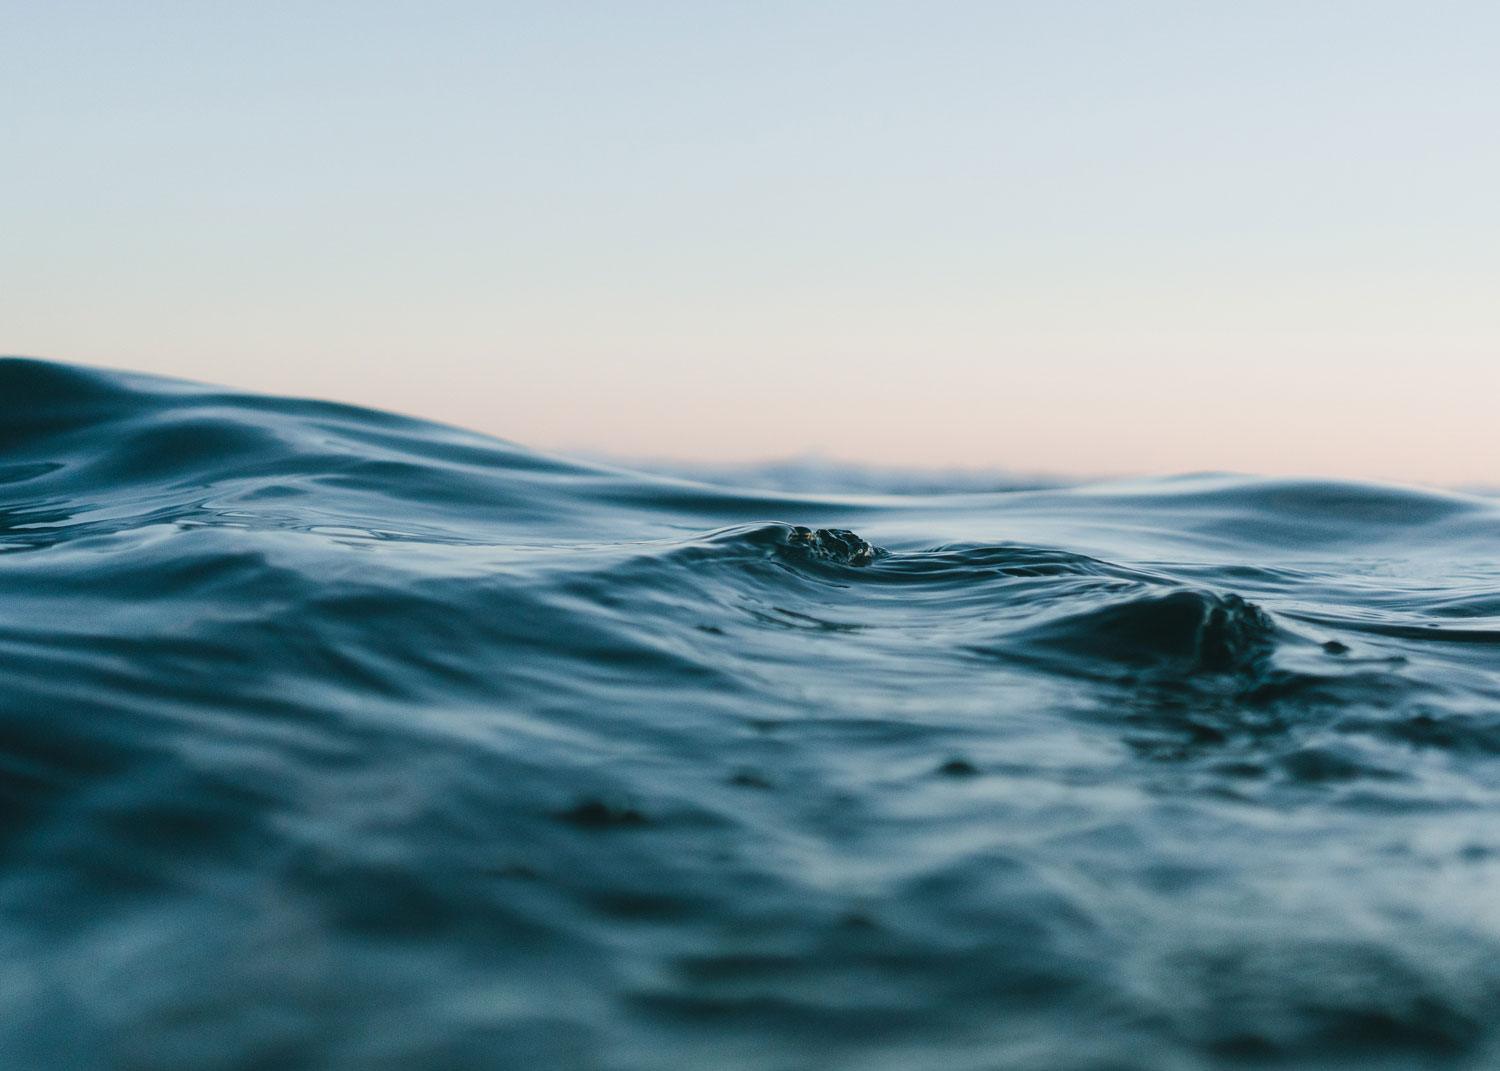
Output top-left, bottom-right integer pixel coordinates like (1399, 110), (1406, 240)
(4, 2), (1497, 482)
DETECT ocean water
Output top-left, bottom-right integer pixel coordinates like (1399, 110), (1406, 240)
(3, 357), (1500, 1071)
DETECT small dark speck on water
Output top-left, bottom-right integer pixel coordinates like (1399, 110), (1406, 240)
(937, 758), (980, 777)
(728, 770), (773, 788)
(557, 800), (650, 829)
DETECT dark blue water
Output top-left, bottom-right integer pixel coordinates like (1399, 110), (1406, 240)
(4, 357), (1500, 1070)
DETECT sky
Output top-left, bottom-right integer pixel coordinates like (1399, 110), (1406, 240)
(4, 2), (1498, 485)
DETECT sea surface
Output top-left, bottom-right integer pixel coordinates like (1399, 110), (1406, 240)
(3, 357), (1500, 1071)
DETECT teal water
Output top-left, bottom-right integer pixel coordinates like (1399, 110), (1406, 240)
(3, 357), (1500, 1070)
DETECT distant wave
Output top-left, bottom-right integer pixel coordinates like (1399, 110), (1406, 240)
(3, 357), (1500, 1069)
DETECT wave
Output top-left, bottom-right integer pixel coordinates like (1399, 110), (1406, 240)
(3, 356), (1500, 1070)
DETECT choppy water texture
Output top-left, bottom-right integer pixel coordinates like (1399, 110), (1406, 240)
(4, 358), (1500, 1071)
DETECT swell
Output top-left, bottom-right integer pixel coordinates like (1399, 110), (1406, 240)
(7, 356), (1500, 554)
(3, 357), (1500, 1071)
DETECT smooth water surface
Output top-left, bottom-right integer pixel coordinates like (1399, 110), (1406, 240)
(3, 358), (1500, 1070)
